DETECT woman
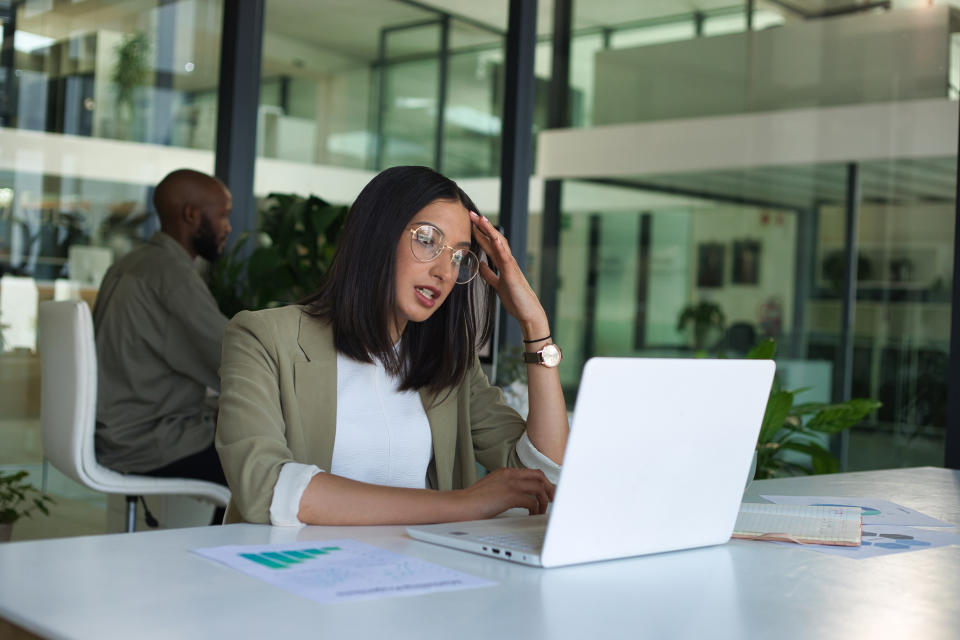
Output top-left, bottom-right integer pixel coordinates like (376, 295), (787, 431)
(216, 166), (569, 525)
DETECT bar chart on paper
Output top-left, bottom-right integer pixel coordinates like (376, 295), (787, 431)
(239, 546), (343, 569)
(194, 539), (495, 603)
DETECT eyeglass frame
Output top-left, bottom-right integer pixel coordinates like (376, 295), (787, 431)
(408, 223), (481, 284)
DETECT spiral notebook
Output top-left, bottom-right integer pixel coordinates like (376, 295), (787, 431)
(734, 503), (862, 546)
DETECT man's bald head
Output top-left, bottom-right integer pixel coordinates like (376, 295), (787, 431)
(154, 170), (228, 227)
(154, 169), (233, 260)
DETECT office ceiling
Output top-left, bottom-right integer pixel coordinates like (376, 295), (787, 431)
(602, 157), (958, 210)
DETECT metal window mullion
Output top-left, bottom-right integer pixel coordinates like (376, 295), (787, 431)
(434, 14), (449, 172)
(541, 0), (572, 333)
(214, 0), (264, 246)
(944, 102), (960, 469)
(834, 162), (861, 470)
(496, 0), (537, 350)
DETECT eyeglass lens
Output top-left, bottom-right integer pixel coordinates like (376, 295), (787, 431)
(411, 225), (479, 284)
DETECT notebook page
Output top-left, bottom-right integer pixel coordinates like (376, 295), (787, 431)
(734, 503), (862, 546)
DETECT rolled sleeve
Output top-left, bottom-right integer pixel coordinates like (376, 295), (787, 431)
(270, 462), (324, 526)
(516, 431), (561, 485)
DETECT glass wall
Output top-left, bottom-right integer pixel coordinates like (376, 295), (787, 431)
(1, 0), (224, 538)
(254, 0), (509, 183)
(541, 0), (957, 471)
(0, 0), (223, 280)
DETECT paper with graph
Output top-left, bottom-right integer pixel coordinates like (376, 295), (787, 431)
(734, 503), (862, 546)
(194, 539), (494, 603)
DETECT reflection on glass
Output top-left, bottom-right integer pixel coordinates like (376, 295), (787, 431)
(7, 0), (223, 147)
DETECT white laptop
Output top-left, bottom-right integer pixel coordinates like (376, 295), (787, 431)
(407, 357), (775, 568)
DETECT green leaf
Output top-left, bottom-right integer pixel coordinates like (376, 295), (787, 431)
(806, 399), (882, 433)
(789, 402), (826, 417)
(758, 389), (794, 445)
(747, 338), (777, 360)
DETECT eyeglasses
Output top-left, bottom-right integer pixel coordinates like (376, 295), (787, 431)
(409, 223), (480, 284)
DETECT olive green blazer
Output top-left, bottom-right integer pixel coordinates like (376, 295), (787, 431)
(216, 305), (525, 524)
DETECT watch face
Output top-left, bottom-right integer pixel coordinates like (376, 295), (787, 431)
(541, 343), (562, 367)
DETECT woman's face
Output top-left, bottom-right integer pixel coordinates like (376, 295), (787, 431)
(391, 198), (472, 340)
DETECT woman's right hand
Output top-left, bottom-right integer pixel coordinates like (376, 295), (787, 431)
(457, 468), (555, 519)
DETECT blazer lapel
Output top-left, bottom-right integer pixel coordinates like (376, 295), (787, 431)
(294, 312), (337, 471)
(421, 388), (457, 491)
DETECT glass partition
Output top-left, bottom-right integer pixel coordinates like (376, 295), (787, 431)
(539, 1), (957, 471)
(1, 0), (224, 539)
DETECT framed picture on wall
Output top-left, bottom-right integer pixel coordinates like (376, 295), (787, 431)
(732, 239), (761, 285)
(697, 242), (725, 288)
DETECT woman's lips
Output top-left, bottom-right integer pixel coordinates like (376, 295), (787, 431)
(415, 285), (440, 307)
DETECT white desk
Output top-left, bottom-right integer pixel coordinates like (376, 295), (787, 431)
(1, 467), (958, 640)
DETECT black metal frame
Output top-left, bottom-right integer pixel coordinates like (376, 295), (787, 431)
(832, 163), (861, 468)
(540, 0), (573, 334)
(214, 0), (264, 248)
(434, 14), (450, 172)
(496, 0), (538, 350)
(945, 104), (960, 469)
(0, 2), (18, 127)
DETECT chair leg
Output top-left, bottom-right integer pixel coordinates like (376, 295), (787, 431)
(125, 495), (137, 533)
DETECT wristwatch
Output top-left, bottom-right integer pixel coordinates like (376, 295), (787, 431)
(522, 343), (563, 367)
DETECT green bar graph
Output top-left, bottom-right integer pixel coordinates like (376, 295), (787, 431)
(239, 553), (286, 569)
(239, 547), (343, 570)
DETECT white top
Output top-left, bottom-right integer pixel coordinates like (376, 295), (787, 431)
(269, 353), (560, 526)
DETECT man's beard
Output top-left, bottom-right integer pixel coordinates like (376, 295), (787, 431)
(192, 215), (221, 262)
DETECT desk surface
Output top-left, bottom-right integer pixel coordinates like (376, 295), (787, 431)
(1, 467), (958, 640)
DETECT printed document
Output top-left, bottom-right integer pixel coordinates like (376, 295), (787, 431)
(194, 539), (495, 604)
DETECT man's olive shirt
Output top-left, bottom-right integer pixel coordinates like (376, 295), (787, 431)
(93, 231), (227, 473)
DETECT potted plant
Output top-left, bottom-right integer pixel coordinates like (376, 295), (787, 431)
(111, 31), (151, 140)
(208, 193), (348, 317)
(747, 339), (882, 479)
(676, 300), (725, 351)
(0, 470), (55, 541)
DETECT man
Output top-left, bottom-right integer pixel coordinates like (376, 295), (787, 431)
(93, 169), (232, 488)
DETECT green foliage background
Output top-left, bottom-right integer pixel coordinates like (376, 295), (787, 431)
(0, 470), (54, 525)
(208, 194), (348, 318)
(748, 339), (882, 479)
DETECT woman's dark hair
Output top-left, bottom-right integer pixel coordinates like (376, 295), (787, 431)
(303, 166), (494, 396)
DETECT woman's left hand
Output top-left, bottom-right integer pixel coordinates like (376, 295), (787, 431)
(470, 211), (547, 332)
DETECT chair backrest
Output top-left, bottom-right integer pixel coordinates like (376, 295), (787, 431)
(38, 300), (98, 488)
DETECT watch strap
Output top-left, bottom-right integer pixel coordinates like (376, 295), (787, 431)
(522, 350), (542, 364)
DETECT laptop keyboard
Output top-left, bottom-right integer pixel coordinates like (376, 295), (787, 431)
(474, 529), (546, 554)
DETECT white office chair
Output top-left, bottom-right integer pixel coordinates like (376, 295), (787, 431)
(38, 300), (231, 532)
